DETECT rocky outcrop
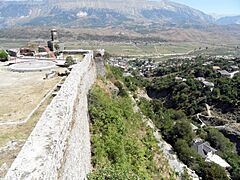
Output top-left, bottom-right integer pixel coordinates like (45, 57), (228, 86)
(5, 53), (96, 180)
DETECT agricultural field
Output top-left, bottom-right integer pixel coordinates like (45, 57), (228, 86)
(1, 38), (238, 58)
(0, 39), (31, 49)
(65, 41), (203, 57)
(66, 41), (239, 59)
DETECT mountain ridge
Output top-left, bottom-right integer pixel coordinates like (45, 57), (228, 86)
(0, 0), (216, 29)
(217, 15), (240, 25)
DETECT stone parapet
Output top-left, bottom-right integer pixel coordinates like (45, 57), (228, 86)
(5, 53), (96, 180)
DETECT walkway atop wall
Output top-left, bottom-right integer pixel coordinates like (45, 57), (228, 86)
(5, 52), (96, 180)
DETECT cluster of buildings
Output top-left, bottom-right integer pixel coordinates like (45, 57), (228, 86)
(107, 57), (130, 70)
(108, 54), (240, 82)
(107, 56), (159, 77)
(204, 60), (239, 79)
(107, 55), (240, 89)
(173, 56), (239, 92)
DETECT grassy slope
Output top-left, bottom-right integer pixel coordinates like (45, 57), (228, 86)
(88, 82), (174, 179)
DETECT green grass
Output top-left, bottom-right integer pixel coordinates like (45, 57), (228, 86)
(88, 84), (174, 179)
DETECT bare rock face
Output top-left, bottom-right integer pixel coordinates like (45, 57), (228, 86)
(5, 53), (96, 180)
(95, 56), (106, 77)
(94, 50), (106, 77)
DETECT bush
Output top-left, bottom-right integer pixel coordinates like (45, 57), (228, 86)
(88, 85), (166, 178)
(88, 167), (139, 180)
(225, 152), (240, 180)
(167, 120), (194, 145)
(174, 139), (202, 167)
(0, 50), (8, 61)
(110, 67), (124, 81)
(205, 128), (235, 154)
(114, 81), (128, 97)
(199, 162), (228, 180)
(64, 56), (76, 67)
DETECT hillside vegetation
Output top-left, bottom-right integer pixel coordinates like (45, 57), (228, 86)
(88, 68), (174, 179)
(110, 56), (240, 179)
(0, 50), (8, 61)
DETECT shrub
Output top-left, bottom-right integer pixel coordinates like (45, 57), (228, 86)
(205, 128), (235, 154)
(199, 162), (228, 180)
(64, 56), (76, 67)
(167, 120), (194, 145)
(0, 50), (8, 61)
(174, 139), (202, 167)
(88, 85), (169, 179)
(114, 81), (127, 97)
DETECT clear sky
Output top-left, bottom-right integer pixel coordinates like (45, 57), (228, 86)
(171, 0), (240, 15)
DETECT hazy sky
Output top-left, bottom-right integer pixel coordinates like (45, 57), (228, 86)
(171, 0), (240, 15)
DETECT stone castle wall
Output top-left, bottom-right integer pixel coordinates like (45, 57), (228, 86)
(5, 53), (97, 180)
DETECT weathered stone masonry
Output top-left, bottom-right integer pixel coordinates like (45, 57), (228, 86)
(5, 53), (97, 180)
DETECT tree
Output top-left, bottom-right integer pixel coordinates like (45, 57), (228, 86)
(199, 162), (228, 180)
(206, 128), (235, 154)
(226, 153), (240, 180)
(167, 120), (194, 145)
(171, 110), (187, 121)
(174, 139), (202, 167)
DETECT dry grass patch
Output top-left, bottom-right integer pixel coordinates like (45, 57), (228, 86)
(0, 95), (54, 177)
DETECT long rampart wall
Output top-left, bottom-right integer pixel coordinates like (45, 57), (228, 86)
(5, 53), (97, 180)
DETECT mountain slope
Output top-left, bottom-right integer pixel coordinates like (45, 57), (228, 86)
(217, 15), (240, 25)
(0, 0), (214, 29)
